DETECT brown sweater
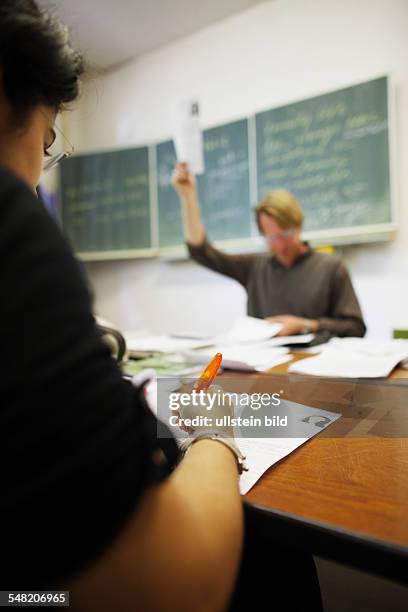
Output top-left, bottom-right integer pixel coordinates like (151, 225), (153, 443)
(187, 238), (366, 338)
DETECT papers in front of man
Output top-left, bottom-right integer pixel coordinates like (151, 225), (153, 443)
(182, 344), (292, 372)
(124, 317), (282, 356)
(177, 316), (288, 371)
(124, 332), (215, 355)
(237, 400), (341, 494)
(289, 337), (408, 378)
(262, 333), (315, 347)
(217, 315), (282, 344)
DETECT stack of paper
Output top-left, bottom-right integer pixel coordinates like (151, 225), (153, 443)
(124, 317), (282, 357)
(178, 316), (290, 371)
(183, 343), (291, 372)
(124, 333), (214, 354)
(262, 333), (315, 348)
(289, 338), (408, 378)
(124, 316), (291, 373)
(216, 316), (282, 344)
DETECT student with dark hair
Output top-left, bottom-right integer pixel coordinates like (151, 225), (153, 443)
(0, 2), (323, 610)
(0, 2), (244, 610)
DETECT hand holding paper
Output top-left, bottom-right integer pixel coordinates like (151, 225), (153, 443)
(171, 161), (197, 200)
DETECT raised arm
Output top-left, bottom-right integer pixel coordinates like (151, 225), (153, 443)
(172, 162), (257, 287)
(172, 161), (206, 246)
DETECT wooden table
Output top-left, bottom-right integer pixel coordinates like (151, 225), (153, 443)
(231, 353), (408, 584)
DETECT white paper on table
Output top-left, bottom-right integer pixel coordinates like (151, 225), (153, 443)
(218, 351), (292, 372)
(291, 343), (329, 354)
(124, 333), (214, 354)
(182, 344), (291, 372)
(172, 99), (204, 174)
(262, 334), (315, 347)
(217, 315), (282, 344)
(153, 388), (340, 492)
(237, 401), (341, 494)
(239, 438), (306, 494)
(288, 337), (408, 378)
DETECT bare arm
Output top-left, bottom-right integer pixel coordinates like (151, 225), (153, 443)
(172, 162), (206, 246)
(68, 440), (243, 612)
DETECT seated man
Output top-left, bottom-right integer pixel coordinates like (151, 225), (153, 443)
(172, 162), (366, 338)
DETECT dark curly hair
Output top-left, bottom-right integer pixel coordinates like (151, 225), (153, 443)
(0, 0), (84, 121)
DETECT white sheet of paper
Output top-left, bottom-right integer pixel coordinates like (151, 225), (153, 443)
(182, 344), (291, 372)
(218, 315), (282, 344)
(172, 99), (204, 174)
(217, 351), (292, 372)
(262, 334), (315, 347)
(124, 333), (214, 353)
(289, 338), (408, 378)
(291, 343), (329, 354)
(237, 402), (341, 494)
(238, 437), (306, 494)
(153, 387), (341, 495)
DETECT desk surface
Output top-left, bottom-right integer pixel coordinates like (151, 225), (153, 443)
(234, 352), (408, 579)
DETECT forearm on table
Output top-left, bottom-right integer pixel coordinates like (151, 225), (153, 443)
(163, 439), (244, 610)
(318, 316), (366, 337)
(174, 438), (243, 558)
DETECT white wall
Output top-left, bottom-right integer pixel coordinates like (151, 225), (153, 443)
(66, 0), (408, 337)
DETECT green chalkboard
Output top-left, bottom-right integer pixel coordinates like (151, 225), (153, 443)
(60, 147), (151, 256)
(156, 118), (252, 248)
(156, 140), (182, 248)
(256, 77), (391, 232)
(197, 119), (251, 241)
(59, 77), (392, 260)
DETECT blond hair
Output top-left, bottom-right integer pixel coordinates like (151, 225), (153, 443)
(255, 189), (304, 232)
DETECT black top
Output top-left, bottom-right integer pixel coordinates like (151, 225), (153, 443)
(0, 166), (178, 588)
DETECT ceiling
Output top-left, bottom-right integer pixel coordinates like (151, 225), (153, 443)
(38, 0), (268, 71)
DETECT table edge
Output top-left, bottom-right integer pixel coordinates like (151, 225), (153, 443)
(245, 501), (408, 585)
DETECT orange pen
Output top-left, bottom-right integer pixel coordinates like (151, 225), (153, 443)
(193, 352), (222, 392)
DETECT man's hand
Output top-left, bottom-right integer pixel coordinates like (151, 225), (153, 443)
(171, 162), (197, 201)
(266, 315), (318, 336)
